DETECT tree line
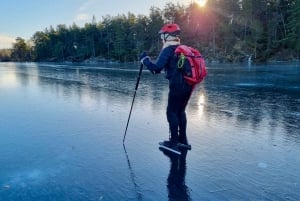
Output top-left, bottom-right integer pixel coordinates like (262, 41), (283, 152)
(1, 0), (300, 63)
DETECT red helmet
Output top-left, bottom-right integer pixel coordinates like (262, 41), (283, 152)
(159, 23), (180, 36)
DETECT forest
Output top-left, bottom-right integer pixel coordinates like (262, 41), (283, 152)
(1, 0), (300, 63)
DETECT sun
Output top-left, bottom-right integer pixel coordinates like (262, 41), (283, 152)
(195, 0), (208, 7)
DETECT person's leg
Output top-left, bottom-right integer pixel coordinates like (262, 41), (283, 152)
(178, 85), (193, 145)
(166, 89), (181, 143)
(167, 107), (179, 143)
(178, 111), (188, 144)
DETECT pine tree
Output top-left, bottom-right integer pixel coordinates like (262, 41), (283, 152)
(287, 0), (300, 55)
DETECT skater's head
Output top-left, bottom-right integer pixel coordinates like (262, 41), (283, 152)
(159, 23), (181, 48)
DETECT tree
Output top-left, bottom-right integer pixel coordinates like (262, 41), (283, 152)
(134, 14), (151, 57)
(0, 49), (12, 61)
(9, 1), (298, 63)
(240, 0), (266, 59)
(148, 7), (164, 55)
(11, 37), (31, 61)
(32, 31), (50, 61)
(287, 0), (300, 56)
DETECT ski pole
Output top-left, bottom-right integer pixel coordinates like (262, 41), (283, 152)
(123, 144), (143, 200)
(123, 63), (143, 143)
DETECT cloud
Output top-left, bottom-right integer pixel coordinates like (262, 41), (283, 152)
(74, 13), (90, 23)
(73, 0), (96, 25)
(78, 0), (95, 12)
(0, 35), (15, 49)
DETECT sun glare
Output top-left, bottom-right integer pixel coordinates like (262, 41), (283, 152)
(196, 0), (207, 7)
(197, 93), (205, 116)
(0, 73), (17, 88)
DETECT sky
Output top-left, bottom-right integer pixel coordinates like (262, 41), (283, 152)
(0, 0), (191, 49)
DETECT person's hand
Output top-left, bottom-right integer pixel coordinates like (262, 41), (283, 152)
(140, 51), (150, 65)
(139, 51), (147, 60)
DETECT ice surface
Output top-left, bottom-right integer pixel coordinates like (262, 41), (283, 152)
(0, 63), (299, 200)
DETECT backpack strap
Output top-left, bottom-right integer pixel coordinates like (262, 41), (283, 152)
(175, 45), (195, 69)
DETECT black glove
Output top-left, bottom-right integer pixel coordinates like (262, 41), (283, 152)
(139, 51), (147, 60)
(140, 51), (150, 65)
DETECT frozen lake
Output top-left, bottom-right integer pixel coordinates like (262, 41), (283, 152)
(0, 62), (300, 201)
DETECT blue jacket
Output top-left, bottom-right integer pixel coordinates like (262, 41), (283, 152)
(143, 45), (179, 80)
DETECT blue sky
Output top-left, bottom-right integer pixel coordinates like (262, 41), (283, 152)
(0, 0), (190, 49)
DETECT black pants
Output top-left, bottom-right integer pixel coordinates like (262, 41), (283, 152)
(167, 82), (193, 143)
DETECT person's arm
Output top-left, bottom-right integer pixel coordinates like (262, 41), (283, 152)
(141, 47), (173, 74)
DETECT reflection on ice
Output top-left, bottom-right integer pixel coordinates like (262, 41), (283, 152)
(79, 90), (99, 111)
(197, 93), (205, 117)
(0, 69), (18, 88)
(161, 149), (191, 201)
(235, 82), (274, 87)
(219, 109), (243, 116)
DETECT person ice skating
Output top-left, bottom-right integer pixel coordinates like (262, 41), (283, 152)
(140, 23), (193, 150)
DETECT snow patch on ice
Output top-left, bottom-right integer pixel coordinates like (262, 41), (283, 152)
(3, 166), (64, 189)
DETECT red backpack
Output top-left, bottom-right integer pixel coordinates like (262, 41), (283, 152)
(175, 45), (207, 86)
